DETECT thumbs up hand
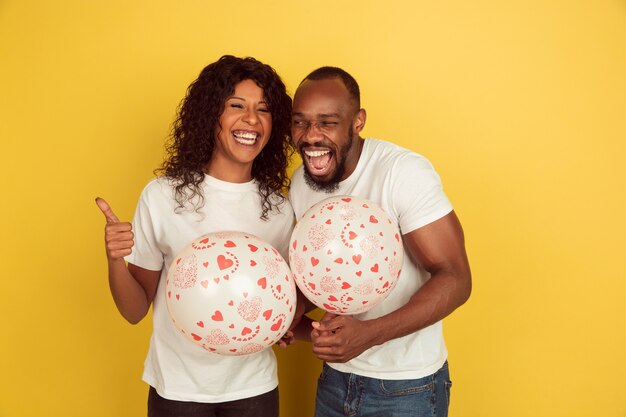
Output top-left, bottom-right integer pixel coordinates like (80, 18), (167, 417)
(95, 197), (134, 260)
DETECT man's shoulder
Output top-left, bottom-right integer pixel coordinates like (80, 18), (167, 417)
(290, 165), (307, 190)
(365, 138), (433, 171)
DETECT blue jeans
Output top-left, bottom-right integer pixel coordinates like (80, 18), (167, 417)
(314, 362), (451, 417)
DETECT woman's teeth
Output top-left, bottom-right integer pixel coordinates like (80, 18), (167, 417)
(233, 131), (258, 145)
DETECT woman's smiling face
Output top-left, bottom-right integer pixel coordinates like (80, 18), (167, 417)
(208, 79), (272, 180)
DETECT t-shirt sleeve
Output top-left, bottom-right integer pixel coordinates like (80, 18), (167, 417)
(391, 154), (453, 235)
(124, 185), (164, 271)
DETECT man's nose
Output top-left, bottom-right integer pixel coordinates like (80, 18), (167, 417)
(303, 122), (324, 141)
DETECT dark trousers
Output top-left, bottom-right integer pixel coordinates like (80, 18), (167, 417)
(148, 386), (279, 417)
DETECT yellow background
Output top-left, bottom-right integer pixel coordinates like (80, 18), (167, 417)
(1, 1), (625, 416)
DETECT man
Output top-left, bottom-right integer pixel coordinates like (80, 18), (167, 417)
(289, 67), (472, 417)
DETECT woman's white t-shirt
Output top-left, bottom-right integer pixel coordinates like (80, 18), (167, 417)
(126, 175), (294, 402)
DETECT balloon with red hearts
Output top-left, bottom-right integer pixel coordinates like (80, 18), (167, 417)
(166, 231), (297, 355)
(289, 195), (403, 315)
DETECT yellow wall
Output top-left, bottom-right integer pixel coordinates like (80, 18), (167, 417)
(1, 1), (625, 416)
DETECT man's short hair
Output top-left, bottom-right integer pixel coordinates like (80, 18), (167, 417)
(302, 66), (361, 109)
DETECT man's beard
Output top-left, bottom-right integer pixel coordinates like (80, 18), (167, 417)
(302, 126), (354, 194)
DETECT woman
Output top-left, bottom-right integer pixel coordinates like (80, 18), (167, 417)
(96, 55), (295, 417)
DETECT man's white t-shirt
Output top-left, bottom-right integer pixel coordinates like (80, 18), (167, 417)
(126, 175), (294, 402)
(290, 138), (453, 380)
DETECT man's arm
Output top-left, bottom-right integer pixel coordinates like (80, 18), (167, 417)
(311, 210), (471, 363)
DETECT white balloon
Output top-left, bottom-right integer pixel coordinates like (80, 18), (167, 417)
(289, 195), (403, 315)
(166, 231), (296, 355)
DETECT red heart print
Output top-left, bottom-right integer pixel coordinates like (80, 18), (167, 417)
(191, 333), (202, 341)
(356, 271), (362, 277)
(341, 197), (352, 202)
(263, 309), (272, 320)
(199, 238), (209, 244)
(311, 257), (319, 266)
(369, 215), (378, 223)
(308, 282), (316, 290)
(217, 255), (233, 270)
(224, 240), (236, 247)
(250, 260), (257, 266)
(271, 319), (283, 331)
(303, 245), (308, 252)
(371, 264), (379, 273)
(334, 258), (344, 264)
(228, 300), (234, 306)
(325, 219), (332, 224)
(349, 231), (358, 240)
(175, 294), (180, 300)
(323, 303), (337, 310)
(201, 280), (208, 288)
(242, 327), (252, 336)
(211, 311), (223, 321)
(248, 244), (258, 252)
(196, 321), (204, 328)
(202, 261), (209, 268)
(342, 282), (352, 289)
(292, 240), (297, 250)
(328, 295), (338, 301)
(238, 296), (262, 321)
(257, 277), (267, 289)
(352, 255), (362, 264)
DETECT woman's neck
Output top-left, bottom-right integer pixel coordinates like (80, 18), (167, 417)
(203, 160), (253, 183)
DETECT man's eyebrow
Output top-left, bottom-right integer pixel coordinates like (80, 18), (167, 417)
(291, 112), (340, 118)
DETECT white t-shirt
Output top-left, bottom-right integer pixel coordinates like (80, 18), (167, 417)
(125, 175), (294, 402)
(290, 138), (453, 380)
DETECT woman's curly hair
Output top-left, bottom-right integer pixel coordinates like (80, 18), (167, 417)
(157, 55), (294, 220)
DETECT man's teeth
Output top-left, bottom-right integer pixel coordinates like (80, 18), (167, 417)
(304, 150), (330, 157)
(233, 131), (258, 145)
